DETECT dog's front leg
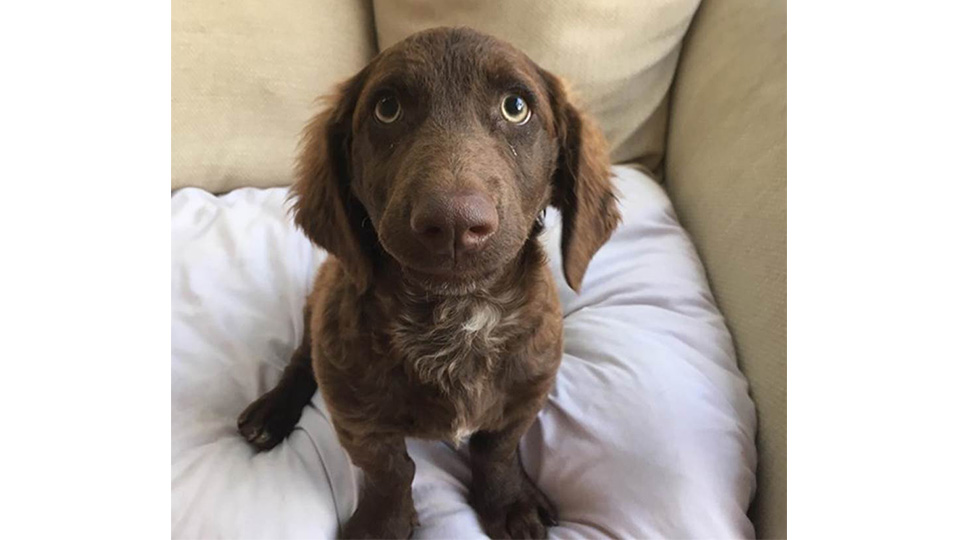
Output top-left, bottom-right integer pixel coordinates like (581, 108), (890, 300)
(468, 417), (557, 539)
(238, 307), (316, 451)
(339, 432), (417, 539)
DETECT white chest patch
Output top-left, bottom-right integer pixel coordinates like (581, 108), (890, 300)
(393, 293), (519, 391)
(451, 423), (478, 447)
(461, 302), (501, 335)
(391, 289), (525, 442)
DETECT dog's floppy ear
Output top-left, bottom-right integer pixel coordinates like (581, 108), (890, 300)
(290, 69), (376, 291)
(540, 69), (621, 292)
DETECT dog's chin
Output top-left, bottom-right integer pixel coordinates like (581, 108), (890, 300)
(379, 237), (526, 296)
(399, 263), (502, 296)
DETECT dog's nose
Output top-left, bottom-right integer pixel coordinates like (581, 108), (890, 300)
(410, 191), (499, 255)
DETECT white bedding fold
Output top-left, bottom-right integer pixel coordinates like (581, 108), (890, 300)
(171, 166), (757, 539)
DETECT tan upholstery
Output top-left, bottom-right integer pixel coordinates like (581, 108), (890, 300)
(372, 0), (700, 175)
(172, 0), (377, 192)
(664, 0), (787, 537)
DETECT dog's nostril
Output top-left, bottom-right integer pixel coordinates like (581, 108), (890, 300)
(424, 225), (444, 237)
(468, 224), (493, 237)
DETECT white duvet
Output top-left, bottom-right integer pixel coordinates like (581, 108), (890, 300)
(172, 166), (758, 539)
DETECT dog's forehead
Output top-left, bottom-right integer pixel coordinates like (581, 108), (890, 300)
(369, 28), (543, 97)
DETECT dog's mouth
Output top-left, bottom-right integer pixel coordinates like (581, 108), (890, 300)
(376, 227), (516, 292)
(374, 212), (535, 295)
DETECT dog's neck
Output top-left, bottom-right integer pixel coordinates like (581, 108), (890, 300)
(380, 240), (542, 400)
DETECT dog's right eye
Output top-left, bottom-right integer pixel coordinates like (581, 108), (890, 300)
(375, 95), (402, 124)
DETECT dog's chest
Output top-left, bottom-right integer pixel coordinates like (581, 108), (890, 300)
(390, 294), (520, 441)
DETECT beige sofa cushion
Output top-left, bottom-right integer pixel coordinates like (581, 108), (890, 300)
(373, 0), (700, 175)
(172, 0), (377, 193)
(664, 0), (786, 537)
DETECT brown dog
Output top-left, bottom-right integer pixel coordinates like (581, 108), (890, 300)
(237, 27), (620, 539)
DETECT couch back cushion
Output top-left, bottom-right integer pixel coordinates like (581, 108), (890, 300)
(172, 0), (377, 192)
(373, 0), (700, 175)
(664, 0), (787, 536)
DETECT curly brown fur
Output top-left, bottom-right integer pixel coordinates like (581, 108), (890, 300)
(238, 27), (620, 539)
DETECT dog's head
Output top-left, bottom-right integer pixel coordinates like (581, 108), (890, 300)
(292, 27), (620, 294)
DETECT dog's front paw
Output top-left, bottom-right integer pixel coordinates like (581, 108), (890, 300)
(237, 390), (303, 451)
(341, 497), (418, 539)
(473, 483), (557, 539)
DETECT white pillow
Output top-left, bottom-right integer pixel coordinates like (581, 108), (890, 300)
(171, 166), (757, 539)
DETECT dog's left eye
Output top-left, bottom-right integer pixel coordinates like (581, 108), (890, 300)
(500, 94), (531, 124)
